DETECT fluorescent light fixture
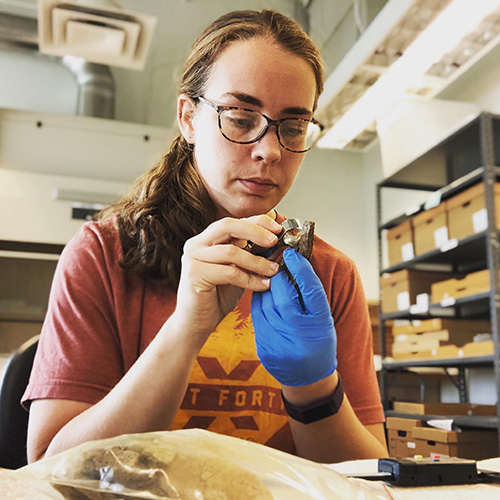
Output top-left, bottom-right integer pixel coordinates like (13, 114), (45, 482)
(317, 0), (500, 149)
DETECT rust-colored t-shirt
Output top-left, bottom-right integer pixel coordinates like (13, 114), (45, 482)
(23, 218), (384, 453)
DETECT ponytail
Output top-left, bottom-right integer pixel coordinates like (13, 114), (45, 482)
(101, 135), (217, 289)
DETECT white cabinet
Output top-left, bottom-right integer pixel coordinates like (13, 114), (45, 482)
(0, 107), (175, 182)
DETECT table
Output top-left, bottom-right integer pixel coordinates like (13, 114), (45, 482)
(329, 457), (500, 500)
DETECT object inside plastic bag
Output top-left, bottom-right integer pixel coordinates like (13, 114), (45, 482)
(16, 429), (391, 500)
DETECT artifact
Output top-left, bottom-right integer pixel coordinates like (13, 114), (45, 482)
(50, 436), (272, 500)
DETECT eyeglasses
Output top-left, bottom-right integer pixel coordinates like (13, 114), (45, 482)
(197, 96), (323, 153)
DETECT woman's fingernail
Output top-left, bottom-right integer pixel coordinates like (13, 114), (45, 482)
(261, 278), (270, 287)
(267, 232), (277, 242)
(270, 261), (280, 272)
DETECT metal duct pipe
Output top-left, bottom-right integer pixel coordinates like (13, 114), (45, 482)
(0, 12), (115, 119)
(61, 56), (115, 119)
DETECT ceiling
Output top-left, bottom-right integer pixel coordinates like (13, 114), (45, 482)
(7, 0), (492, 153)
(0, 0), (305, 128)
(315, 0), (500, 151)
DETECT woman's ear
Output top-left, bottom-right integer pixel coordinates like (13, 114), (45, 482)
(177, 94), (197, 144)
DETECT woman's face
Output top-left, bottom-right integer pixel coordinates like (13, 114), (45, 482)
(186, 37), (317, 219)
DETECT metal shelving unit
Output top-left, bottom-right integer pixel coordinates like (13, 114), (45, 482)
(377, 113), (500, 451)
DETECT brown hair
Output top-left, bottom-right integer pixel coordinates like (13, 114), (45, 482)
(101, 9), (324, 289)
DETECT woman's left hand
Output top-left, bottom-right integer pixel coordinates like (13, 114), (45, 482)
(251, 248), (337, 386)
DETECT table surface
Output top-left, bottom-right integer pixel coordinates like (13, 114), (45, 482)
(329, 458), (500, 500)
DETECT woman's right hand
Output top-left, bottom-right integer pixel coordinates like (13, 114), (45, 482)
(172, 214), (283, 348)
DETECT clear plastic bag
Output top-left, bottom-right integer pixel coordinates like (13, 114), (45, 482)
(16, 429), (392, 500)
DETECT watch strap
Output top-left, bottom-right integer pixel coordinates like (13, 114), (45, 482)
(282, 375), (344, 424)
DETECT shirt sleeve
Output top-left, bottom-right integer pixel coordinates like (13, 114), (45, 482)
(311, 237), (385, 425)
(22, 222), (125, 407)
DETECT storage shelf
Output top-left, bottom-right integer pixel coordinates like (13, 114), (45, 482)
(377, 113), (500, 445)
(383, 355), (495, 369)
(385, 411), (499, 430)
(379, 166), (500, 230)
(430, 291), (492, 310)
(380, 310), (447, 320)
(380, 231), (489, 274)
(0, 240), (65, 255)
(380, 291), (492, 320)
(378, 115), (500, 191)
(0, 314), (45, 323)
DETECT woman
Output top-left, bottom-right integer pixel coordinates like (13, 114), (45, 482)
(23, 9), (388, 463)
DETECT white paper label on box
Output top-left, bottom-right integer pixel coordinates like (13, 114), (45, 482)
(440, 238), (458, 253)
(410, 294), (429, 314)
(397, 291), (410, 311)
(427, 419), (454, 431)
(407, 442), (416, 449)
(401, 242), (415, 261)
(424, 191), (442, 210)
(440, 297), (456, 307)
(434, 226), (449, 248)
(410, 304), (427, 314)
(473, 208), (488, 233)
(416, 293), (429, 308)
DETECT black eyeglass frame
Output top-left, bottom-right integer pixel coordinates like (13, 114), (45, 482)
(197, 96), (324, 153)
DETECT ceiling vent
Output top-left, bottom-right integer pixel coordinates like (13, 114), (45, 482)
(37, 0), (157, 70)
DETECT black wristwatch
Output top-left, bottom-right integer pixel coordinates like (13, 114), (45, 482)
(281, 375), (344, 424)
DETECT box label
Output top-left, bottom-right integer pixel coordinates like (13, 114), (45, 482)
(440, 296), (456, 307)
(397, 291), (410, 311)
(410, 293), (429, 314)
(424, 191), (442, 210)
(401, 242), (415, 261)
(434, 226), (449, 248)
(473, 208), (488, 233)
(440, 238), (458, 252)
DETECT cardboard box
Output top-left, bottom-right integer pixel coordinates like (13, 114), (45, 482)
(392, 318), (490, 336)
(446, 182), (500, 241)
(392, 401), (497, 416)
(431, 269), (497, 303)
(391, 319), (491, 360)
(392, 329), (480, 359)
(412, 426), (499, 460)
(413, 204), (448, 256)
(387, 220), (414, 267)
(386, 417), (424, 458)
(381, 270), (453, 314)
(460, 340), (494, 357)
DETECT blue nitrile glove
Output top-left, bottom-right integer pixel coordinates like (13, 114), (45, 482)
(251, 248), (337, 386)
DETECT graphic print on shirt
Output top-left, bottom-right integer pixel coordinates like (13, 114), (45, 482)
(171, 292), (292, 452)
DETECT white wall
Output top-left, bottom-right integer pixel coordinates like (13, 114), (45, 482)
(0, 46), (78, 115)
(277, 146), (367, 275)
